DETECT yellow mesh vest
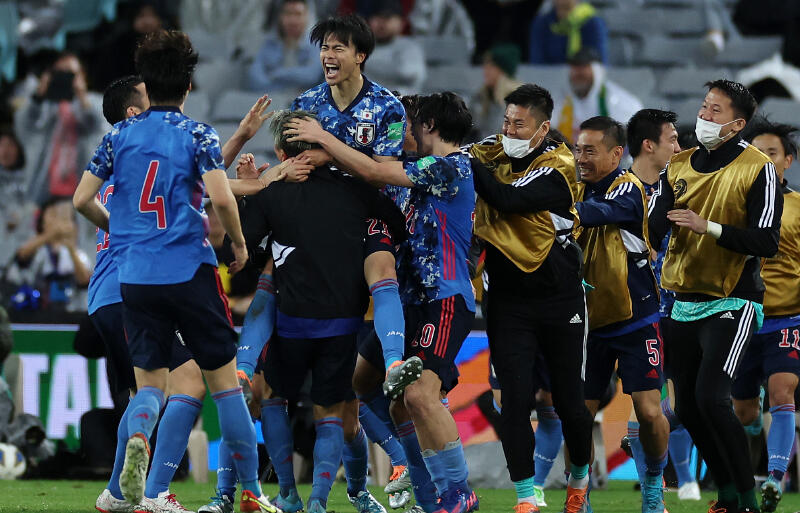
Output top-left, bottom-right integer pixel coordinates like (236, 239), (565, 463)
(576, 171), (655, 330)
(763, 190), (800, 316)
(662, 145), (769, 297)
(471, 138), (578, 272)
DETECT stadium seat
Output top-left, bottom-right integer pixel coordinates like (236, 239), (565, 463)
(193, 59), (243, 101)
(600, 8), (668, 37)
(757, 98), (800, 126)
(608, 67), (657, 97)
(213, 90), (266, 123)
(266, 91), (298, 111)
(516, 65), (568, 94)
(188, 29), (233, 61)
(183, 91), (211, 124)
(669, 98), (703, 127)
(637, 36), (703, 66)
(607, 36), (636, 67)
(714, 37), (783, 67)
(658, 66), (733, 98)
(421, 65), (482, 96)
(660, 8), (707, 37)
(418, 35), (470, 66)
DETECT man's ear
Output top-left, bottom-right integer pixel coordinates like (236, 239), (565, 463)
(126, 106), (142, 119)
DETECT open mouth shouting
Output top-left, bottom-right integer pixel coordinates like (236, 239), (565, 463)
(324, 62), (340, 80)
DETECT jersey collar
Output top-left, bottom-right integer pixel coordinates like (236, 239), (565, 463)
(147, 106), (182, 113)
(325, 75), (372, 114)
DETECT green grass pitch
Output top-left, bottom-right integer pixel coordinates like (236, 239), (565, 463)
(5, 479), (800, 513)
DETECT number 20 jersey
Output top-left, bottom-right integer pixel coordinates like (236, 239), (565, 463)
(86, 106), (221, 285)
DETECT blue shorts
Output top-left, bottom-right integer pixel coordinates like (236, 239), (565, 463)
(585, 322), (665, 400)
(488, 353), (551, 392)
(731, 326), (800, 400)
(121, 264), (237, 371)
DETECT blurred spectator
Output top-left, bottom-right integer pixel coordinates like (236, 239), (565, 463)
(338, 0), (414, 22)
(409, 0), (476, 56)
(180, 0), (268, 60)
(365, 0), (426, 95)
(19, 51), (100, 205)
(0, 129), (36, 270)
(472, 44), (522, 137)
(528, 0), (608, 65)
(551, 48), (642, 143)
(247, 0), (321, 94)
(461, 0), (542, 63)
(6, 197), (91, 312)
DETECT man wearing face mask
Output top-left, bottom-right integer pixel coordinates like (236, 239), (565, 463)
(573, 116), (668, 513)
(469, 84), (594, 513)
(648, 79), (783, 513)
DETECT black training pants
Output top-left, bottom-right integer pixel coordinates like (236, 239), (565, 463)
(669, 302), (757, 493)
(486, 284), (594, 482)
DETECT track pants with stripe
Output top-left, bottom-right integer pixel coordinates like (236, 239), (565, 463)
(669, 303), (757, 494)
(486, 285), (594, 482)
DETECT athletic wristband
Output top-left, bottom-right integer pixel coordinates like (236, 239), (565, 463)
(706, 220), (722, 239)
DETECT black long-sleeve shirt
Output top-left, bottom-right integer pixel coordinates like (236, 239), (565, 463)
(471, 138), (582, 298)
(648, 136), (782, 302)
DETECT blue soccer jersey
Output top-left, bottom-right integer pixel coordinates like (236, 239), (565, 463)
(292, 78), (405, 158)
(388, 151), (476, 311)
(87, 179), (121, 314)
(87, 106), (221, 285)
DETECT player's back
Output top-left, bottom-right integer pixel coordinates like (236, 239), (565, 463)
(90, 106), (219, 285)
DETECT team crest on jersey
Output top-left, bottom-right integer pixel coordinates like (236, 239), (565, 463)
(356, 122), (376, 146)
(673, 178), (687, 199)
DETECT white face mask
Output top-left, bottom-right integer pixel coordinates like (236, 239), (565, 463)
(695, 117), (739, 150)
(502, 123), (546, 158)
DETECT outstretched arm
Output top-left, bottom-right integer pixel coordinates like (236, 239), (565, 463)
(221, 95), (274, 169)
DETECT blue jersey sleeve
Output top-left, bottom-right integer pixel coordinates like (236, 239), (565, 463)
(404, 155), (464, 199)
(87, 131), (115, 180)
(373, 97), (405, 158)
(193, 124), (224, 175)
(576, 181), (644, 228)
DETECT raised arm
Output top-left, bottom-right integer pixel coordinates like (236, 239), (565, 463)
(472, 158), (573, 214)
(220, 95), (274, 169)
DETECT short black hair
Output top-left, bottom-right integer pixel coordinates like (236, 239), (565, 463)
(412, 92), (472, 145)
(547, 128), (573, 152)
(579, 116), (626, 149)
(0, 128), (25, 171)
(135, 30), (198, 105)
(400, 93), (420, 120)
(627, 109), (678, 158)
(270, 109), (321, 157)
(102, 75), (145, 125)
(310, 15), (375, 69)
(704, 79), (757, 121)
(504, 84), (554, 121)
(743, 116), (798, 159)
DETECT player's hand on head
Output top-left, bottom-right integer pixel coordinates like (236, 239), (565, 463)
(236, 153), (261, 179)
(667, 208), (708, 234)
(236, 95), (274, 141)
(229, 241), (249, 275)
(283, 157), (314, 183)
(284, 116), (325, 144)
(296, 148), (332, 168)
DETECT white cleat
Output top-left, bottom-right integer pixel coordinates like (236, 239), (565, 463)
(388, 490), (411, 510)
(96, 488), (136, 513)
(134, 492), (195, 513)
(120, 434), (150, 506)
(677, 481), (701, 501)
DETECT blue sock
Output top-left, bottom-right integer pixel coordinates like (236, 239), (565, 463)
(668, 427), (695, 486)
(108, 404), (131, 499)
(261, 398), (296, 497)
(359, 401), (406, 466)
(127, 386), (165, 439)
(216, 441), (238, 500)
(213, 387), (261, 497)
(343, 426), (369, 496)
(361, 389), (397, 436)
(627, 421), (647, 484)
(533, 406), (562, 487)
(237, 274), (276, 379)
(310, 417), (344, 508)
(145, 394), (202, 497)
(421, 449), (447, 495)
(370, 279), (405, 369)
(767, 404), (796, 482)
(644, 449), (668, 477)
(397, 421), (439, 513)
(437, 439), (469, 492)
(661, 397), (682, 431)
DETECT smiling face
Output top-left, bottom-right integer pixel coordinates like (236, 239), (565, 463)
(320, 34), (364, 86)
(575, 129), (622, 183)
(652, 122), (681, 168)
(698, 88), (744, 139)
(753, 133), (792, 182)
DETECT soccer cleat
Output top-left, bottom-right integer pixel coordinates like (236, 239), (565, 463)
(513, 502), (539, 513)
(433, 488), (468, 513)
(677, 482), (701, 501)
(707, 502), (738, 513)
(760, 474), (782, 512)
(641, 475), (665, 513)
(96, 488), (136, 513)
(240, 490), (260, 513)
(383, 357), (423, 400)
(119, 433), (151, 505)
(620, 436), (633, 458)
(463, 490), (479, 512)
(237, 370), (254, 406)
(240, 491), (282, 513)
(134, 492), (194, 513)
(349, 490), (387, 513)
(198, 490), (234, 513)
(561, 485), (589, 513)
(388, 490), (411, 509)
(533, 485), (547, 508)
(307, 500), (326, 513)
(404, 507), (425, 513)
(274, 489), (304, 513)
(384, 465), (411, 494)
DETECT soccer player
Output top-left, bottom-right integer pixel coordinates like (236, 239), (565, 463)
(72, 30), (277, 512)
(286, 91), (477, 513)
(467, 84), (593, 513)
(626, 109), (701, 502)
(573, 116), (669, 513)
(649, 79), (783, 513)
(734, 118), (800, 513)
(237, 108), (407, 513)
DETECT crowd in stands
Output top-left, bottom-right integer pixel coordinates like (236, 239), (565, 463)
(0, 0), (797, 318)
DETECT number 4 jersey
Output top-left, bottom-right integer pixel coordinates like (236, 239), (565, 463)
(86, 106), (221, 285)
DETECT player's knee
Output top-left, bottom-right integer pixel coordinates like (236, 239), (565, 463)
(352, 359), (383, 397)
(634, 400), (664, 427)
(768, 373), (799, 407)
(733, 401), (759, 426)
